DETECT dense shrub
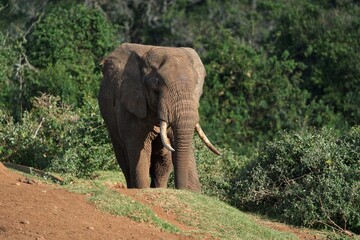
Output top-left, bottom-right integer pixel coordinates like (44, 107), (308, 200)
(269, 0), (360, 126)
(27, 5), (116, 68)
(0, 94), (116, 177)
(199, 29), (309, 151)
(233, 127), (360, 233)
(194, 137), (248, 202)
(0, 32), (17, 113)
(23, 5), (117, 107)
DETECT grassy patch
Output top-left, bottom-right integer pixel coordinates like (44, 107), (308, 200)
(133, 188), (298, 239)
(62, 171), (179, 233)
(63, 171), (298, 239)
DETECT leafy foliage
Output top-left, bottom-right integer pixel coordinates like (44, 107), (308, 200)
(199, 29), (309, 151)
(0, 94), (116, 177)
(233, 127), (360, 233)
(194, 136), (248, 202)
(269, 0), (360, 125)
(23, 5), (117, 106)
(0, 32), (17, 112)
(26, 5), (115, 68)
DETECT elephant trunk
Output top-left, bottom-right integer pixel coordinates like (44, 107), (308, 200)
(158, 94), (218, 191)
(172, 119), (197, 190)
(164, 98), (198, 190)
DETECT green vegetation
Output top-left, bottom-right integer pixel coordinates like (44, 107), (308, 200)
(0, 94), (116, 177)
(269, 1), (360, 126)
(200, 29), (309, 150)
(63, 171), (179, 233)
(63, 170), (298, 239)
(1, 0), (359, 237)
(233, 127), (360, 233)
(195, 126), (360, 234)
(173, 190), (296, 239)
(1, 4), (117, 118)
(0, 31), (17, 111)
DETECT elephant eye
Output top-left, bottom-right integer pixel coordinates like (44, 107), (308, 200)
(146, 77), (160, 91)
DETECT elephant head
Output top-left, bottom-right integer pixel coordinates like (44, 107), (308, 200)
(100, 43), (220, 190)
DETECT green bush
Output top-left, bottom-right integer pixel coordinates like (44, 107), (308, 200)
(24, 4), (117, 106)
(194, 137), (248, 202)
(0, 32), (17, 113)
(0, 94), (116, 177)
(269, 1), (360, 126)
(27, 5), (116, 68)
(50, 95), (116, 177)
(199, 29), (309, 151)
(0, 110), (52, 169)
(233, 127), (360, 233)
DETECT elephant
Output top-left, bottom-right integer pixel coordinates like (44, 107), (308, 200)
(98, 43), (220, 192)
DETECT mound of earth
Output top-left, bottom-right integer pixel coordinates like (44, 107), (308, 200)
(0, 163), (189, 240)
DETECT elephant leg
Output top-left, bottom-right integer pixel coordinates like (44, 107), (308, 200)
(117, 104), (153, 188)
(107, 125), (131, 187)
(124, 129), (157, 188)
(111, 139), (131, 187)
(150, 136), (173, 188)
(125, 144), (151, 188)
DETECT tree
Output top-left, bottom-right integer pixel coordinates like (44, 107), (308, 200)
(0, 32), (17, 113)
(24, 4), (117, 106)
(199, 29), (309, 151)
(268, 0), (360, 125)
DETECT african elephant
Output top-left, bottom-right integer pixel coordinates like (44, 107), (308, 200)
(98, 43), (220, 192)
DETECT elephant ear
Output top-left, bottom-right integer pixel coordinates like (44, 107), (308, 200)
(120, 51), (147, 118)
(182, 48), (206, 105)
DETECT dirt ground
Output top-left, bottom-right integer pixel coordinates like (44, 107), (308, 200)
(0, 163), (190, 240)
(0, 162), (324, 240)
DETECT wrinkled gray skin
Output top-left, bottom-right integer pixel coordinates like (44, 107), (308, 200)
(98, 43), (216, 192)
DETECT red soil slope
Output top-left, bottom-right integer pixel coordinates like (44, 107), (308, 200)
(0, 163), (189, 240)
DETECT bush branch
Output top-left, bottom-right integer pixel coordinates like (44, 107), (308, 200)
(33, 117), (45, 139)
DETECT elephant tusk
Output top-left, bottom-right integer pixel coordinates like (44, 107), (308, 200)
(195, 123), (221, 155)
(160, 121), (175, 152)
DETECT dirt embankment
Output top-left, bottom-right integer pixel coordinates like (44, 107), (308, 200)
(0, 162), (328, 240)
(0, 163), (189, 240)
